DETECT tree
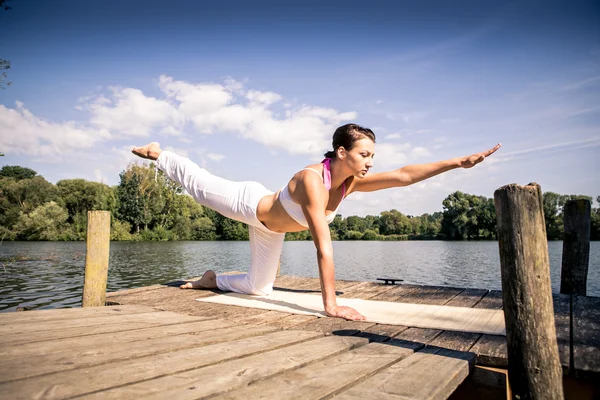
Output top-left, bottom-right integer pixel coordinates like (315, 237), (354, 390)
(0, 165), (37, 180)
(57, 179), (117, 222)
(117, 163), (164, 233)
(14, 201), (70, 240)
(378, 209), (410, 235)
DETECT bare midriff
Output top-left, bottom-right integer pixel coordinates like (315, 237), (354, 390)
(256, 191), (306, 233)
(256, 183), (348, 234)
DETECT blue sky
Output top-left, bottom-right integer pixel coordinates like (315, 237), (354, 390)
(1, 0), (599, 216)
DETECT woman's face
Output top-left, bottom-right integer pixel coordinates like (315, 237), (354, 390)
(342, 138), (375, 178)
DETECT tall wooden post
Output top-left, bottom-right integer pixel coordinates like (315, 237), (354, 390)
(494, 183), (564, 400)
(560, 199), (591, 296)
(82, 211), (111, 307)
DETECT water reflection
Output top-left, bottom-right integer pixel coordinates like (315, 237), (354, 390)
(1, 240), (598, 312)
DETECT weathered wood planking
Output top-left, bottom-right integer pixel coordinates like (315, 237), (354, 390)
(369, 284), (427, 302)
(573, 295), (600, 377)
(0, 311), (206, 337)
(425, 288), (489, 352)
(337, 281), (397, 300)
(0, 329), (322, 400)
(0, 319), (233, 359)
(90, 336), (367, 400)
(380, 285), (485, 353)
(335, 348), (475, 400)
(356, 323), (410, 343)
(0, 304), (156, 324)
(389, 285), (465, 305)
(213, 343), (414, 400)
(293, 316), (376, 336)
(468, 292), (571, 370)
(103, 275), (599, 376)
(0, 311), (208, 347)
(0, 324), (276, 383)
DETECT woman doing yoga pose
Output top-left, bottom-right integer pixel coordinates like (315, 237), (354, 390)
(132, 123), (501, 321)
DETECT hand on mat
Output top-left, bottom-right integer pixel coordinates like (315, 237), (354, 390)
(460, 143), (501, 168)
(326, 305), (366, 321)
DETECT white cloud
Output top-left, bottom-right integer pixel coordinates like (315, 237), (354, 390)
(384, 133), (402, 140)
(1, 75), (358, 159)
(207, 152), (225, 162)
(0, 102), (110, 158)
(411, 146), (432, 158)
(85, 87), (183, 137)
(372, 142), (411, 170)
(246, 90), (282, 105)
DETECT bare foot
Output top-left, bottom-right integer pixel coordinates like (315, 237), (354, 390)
(132, 142), (162, 161)
(180, 270), (217, 290)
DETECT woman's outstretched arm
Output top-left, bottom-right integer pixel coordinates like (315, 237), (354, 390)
(351, 143), (501, 193)
(296, 174), (366, 321)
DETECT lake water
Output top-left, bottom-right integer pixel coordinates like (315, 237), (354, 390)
(1, 241), (599, 312)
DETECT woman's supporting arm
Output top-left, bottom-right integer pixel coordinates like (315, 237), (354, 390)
(297, 174), (366, 321)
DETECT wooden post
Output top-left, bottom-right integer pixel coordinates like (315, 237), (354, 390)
(494, 183), (564, 400)
(560, 199), (591, 296)
(82, 211), (111, 307)
(276, 259), (281, 277)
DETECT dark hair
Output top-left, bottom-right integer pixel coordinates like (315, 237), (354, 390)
(324, 123), (376, 158)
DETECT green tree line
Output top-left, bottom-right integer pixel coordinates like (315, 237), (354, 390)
(1, 164), (599, 241)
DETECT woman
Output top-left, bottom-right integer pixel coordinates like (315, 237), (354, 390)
(132, 124), (501, 321)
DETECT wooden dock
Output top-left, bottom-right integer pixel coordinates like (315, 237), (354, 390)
(1, 275), (599, 399)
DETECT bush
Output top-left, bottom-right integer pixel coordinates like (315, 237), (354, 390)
(362, 229), (380, 240)
(344, 230), (364, 240)
(111, 220), (133, 241)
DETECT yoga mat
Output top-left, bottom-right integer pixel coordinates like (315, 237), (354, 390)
(198, 290), (506, 336)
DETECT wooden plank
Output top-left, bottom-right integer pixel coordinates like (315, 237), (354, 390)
(468, 289), (507, 367)
(292, 317), (375, 336)
(273, 275), (322, 292)
(105, 286), (269, 320)
(0, 311), (206, 337)
(214, 342), (414, 400)
(106, 284), (164, 296)
(337, 282), (396, 300)
(267, 314), (318, 329)
(355, 324), (410, 343)
(0, 329), (323, 400)
(0, 319), (233, 359)
(376, 286), (479, 353)
(444, 288), (489, 307)
(237, 310), (291, 325)
(475, 290), (503, 309)
(0, 324), (277, 383)
(425, 286), (489, 352)
(88, 336), (368, 399)
(554, 293), (572, 372)
(335, 348), (475, 400)
(390, 286), (465, 305)
(573, 295), (600, 376)
(388, 327), (442, 351)
(273, 274), (310, 288)
(369, 284), (424, 302)
(427, 331), (481, 352)
(0, 312), (208, 347)
(336, 279), (364, 291)
(0, 305), (158, 324)
(470, 295), (571, 369)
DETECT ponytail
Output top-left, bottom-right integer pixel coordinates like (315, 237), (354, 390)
(323, 150), (336, 158)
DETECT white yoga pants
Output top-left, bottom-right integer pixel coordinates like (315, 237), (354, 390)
(156, 151), (285, 296)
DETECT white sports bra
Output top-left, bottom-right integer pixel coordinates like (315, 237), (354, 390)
(278, 161), (346, 228)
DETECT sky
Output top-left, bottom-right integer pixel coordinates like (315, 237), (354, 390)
(1, 0), (599, 217)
